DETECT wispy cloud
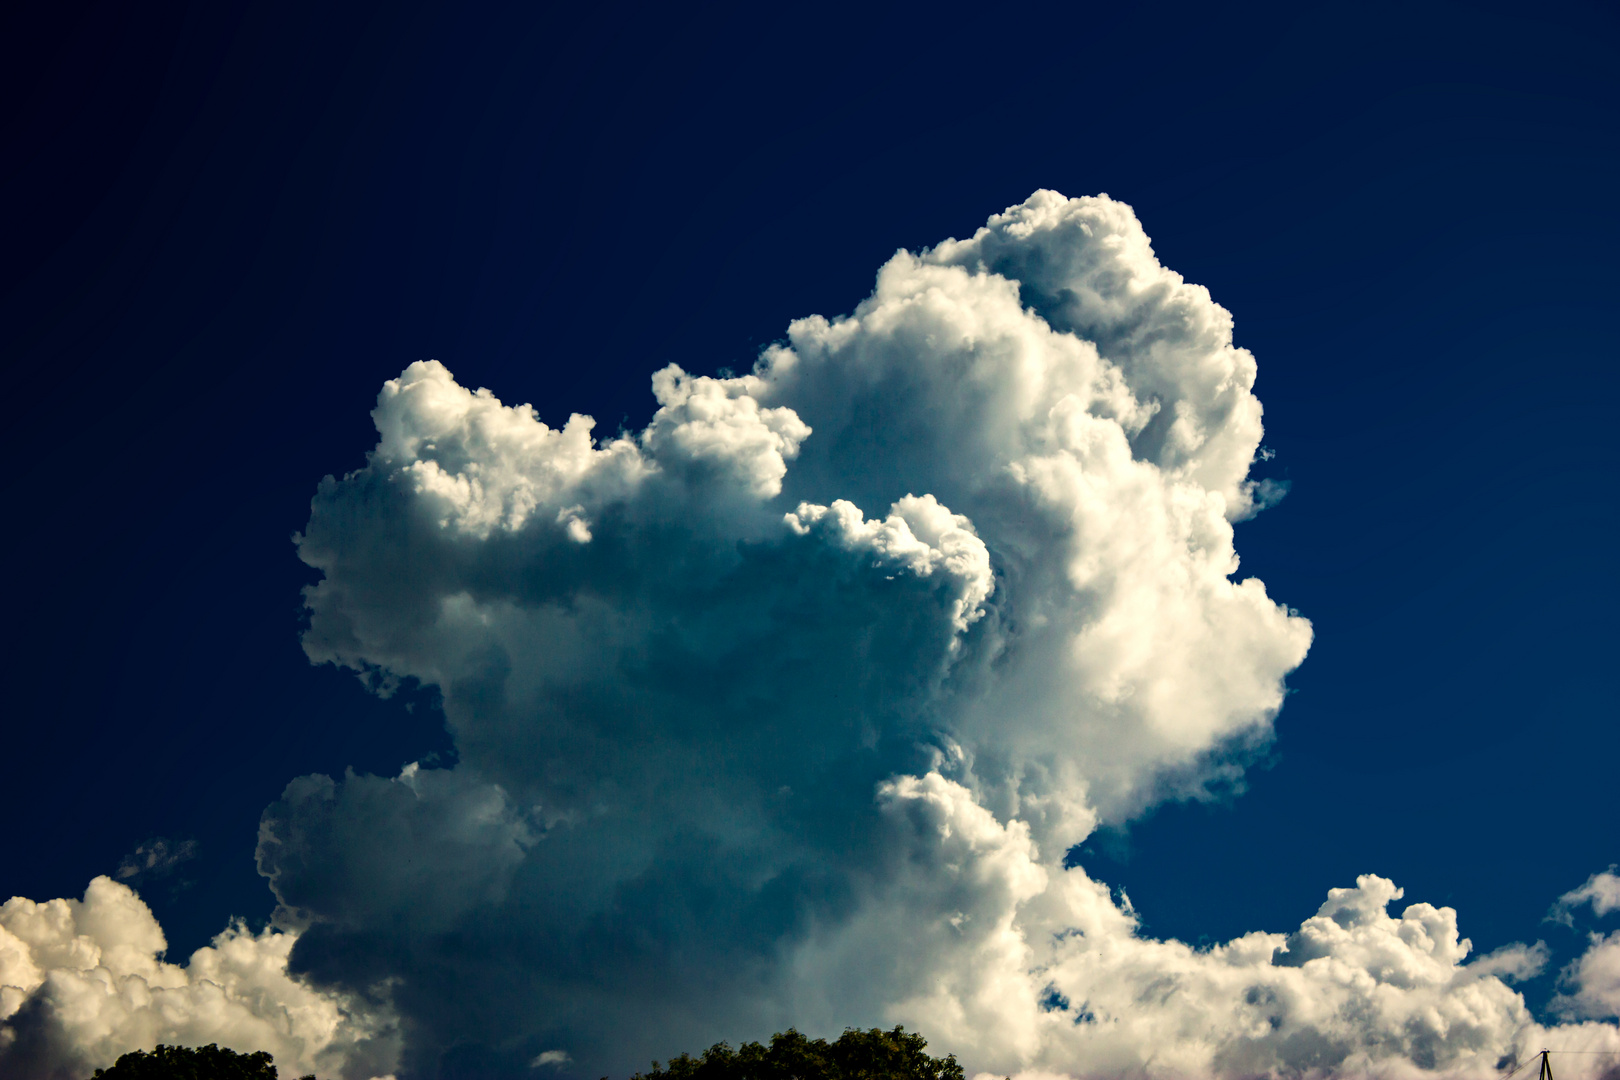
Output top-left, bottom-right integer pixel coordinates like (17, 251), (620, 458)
(114, 837), (198, 883)
(1551, 868), (1620, 926)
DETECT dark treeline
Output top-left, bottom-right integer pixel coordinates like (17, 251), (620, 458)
(89, 1043), (312, 1080)
(82, 1027), (959, 1080)
(628, 1027), (965, 1080)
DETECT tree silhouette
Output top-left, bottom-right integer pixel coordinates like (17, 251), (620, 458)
(628, 1026), (965, 1080)
(89, 1042), (315, 1080)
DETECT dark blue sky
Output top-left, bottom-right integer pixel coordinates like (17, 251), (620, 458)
(4, 0), (1616, 1020)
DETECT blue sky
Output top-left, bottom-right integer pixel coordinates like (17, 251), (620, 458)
(2, 2), (1617, 1078)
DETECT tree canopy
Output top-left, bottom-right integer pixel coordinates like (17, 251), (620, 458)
(89, 1043), (314, 1080)
(629, 1026), (966, 1080)
(83, 1027), (956, 1080)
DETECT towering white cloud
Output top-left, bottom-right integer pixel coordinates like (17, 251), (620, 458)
(260, 191), (1616, 1078)
(6, 192), (1615, 1079)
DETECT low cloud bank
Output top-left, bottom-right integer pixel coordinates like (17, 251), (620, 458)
(4, 193), (1616, 1079)
(0, 876), (396, 1079)
(6, 871), (1618, 1079)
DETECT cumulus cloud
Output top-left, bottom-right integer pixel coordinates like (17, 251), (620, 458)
(11, 191), (1616, 1079)
(0, 876), (396, 1080)
(1550, 871), (1620, 1025)
(1554, 934), (1620, 1021)
(257, 191), (1620, 1078)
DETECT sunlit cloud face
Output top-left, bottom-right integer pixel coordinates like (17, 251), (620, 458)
(4, 192), (1617, 1080)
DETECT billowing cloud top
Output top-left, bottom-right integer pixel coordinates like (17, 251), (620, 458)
(5, 192), (1616, 1080)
